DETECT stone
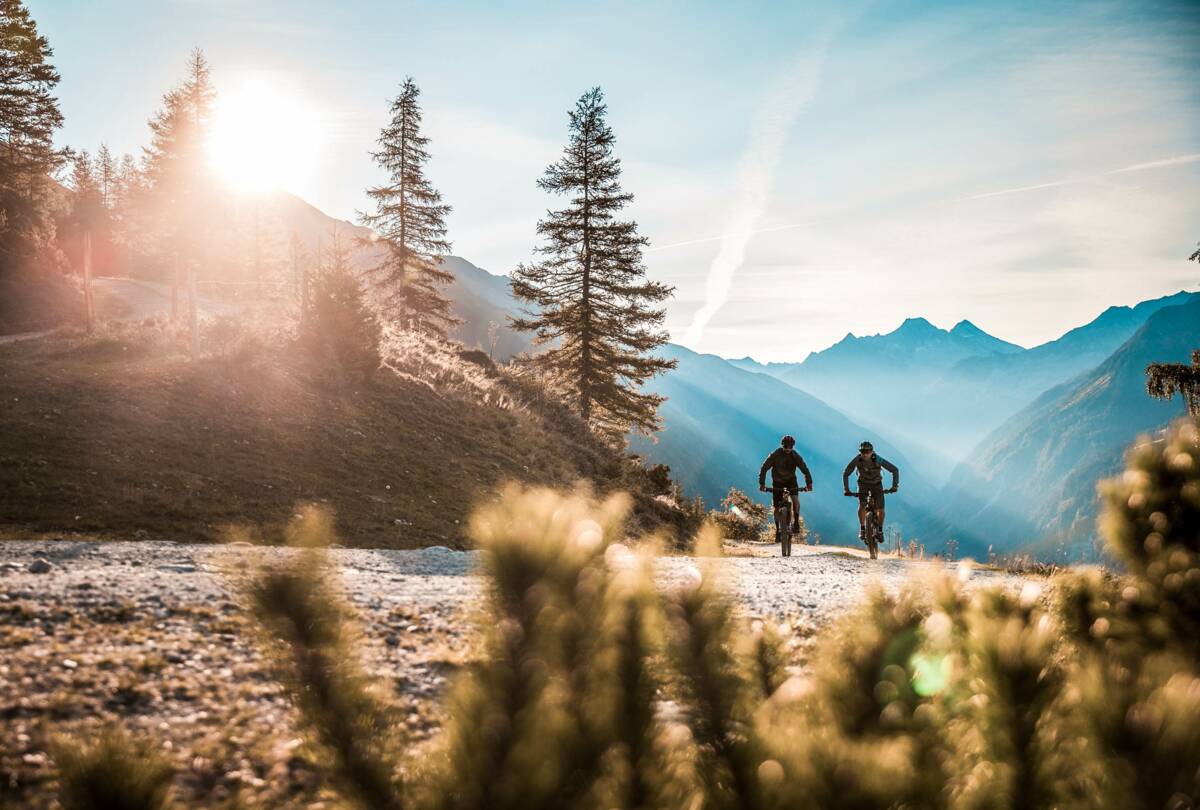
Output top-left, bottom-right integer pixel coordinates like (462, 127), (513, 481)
(27, 559), (53, 574)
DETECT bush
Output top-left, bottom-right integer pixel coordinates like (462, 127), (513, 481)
(710, 487), (770, 542)
(301, 267), (382, 380)
(55, 419), (1200, 809)
(53, 728), (174, 810)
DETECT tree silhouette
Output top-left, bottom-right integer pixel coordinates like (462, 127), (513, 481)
(360, 78), (456, 336)
(1146, 350), (1200, 417)
(510, 87), (675, 440)
(0, 0), (64, 265)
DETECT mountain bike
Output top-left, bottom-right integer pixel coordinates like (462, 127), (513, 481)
(846, 489), (883, 560)
(766, 487), (804, 557)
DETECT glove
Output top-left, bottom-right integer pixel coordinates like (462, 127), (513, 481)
(844, 490), (854, 497)
(887, 486), (898, 494)
(759, 485), (767, 493)
(803, 485), (812, 492)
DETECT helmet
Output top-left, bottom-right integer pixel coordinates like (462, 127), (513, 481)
(859, 441), (874, 452)
(781, 435), (796, 448)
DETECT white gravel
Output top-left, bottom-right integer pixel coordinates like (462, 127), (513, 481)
(0, 538), (1021, 635)
(0, 539), (1025, 807)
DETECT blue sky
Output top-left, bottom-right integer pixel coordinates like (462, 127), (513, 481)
(32, 0), (1200, 360)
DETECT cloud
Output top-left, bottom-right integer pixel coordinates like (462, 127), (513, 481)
(956, 152), (1200, 203)
(679, 26), (839, 349)
(1108, 153), (1200, 174)
(645, 220), (816, 253)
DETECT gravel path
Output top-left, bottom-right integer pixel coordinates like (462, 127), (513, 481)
(0, 540), (1022, 807)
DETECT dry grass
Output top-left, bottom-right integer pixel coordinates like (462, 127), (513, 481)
(0, 323), (679, 547)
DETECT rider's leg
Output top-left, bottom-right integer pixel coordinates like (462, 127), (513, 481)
(875, 505), (885, 539)
(789, 490), (800, 532)
(857, 500), (867, 539)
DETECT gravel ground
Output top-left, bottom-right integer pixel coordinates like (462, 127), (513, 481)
(0, 539), (1023, 807)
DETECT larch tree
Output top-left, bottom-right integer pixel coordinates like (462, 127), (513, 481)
(0, 0), (64, 266)
(359, 78), (457, 336)
(1147, 350), (1200, 418)
(1146, 245), (1200, 418)
(510, 87), (676, 440)
(95, 143), (115, 210)
(140, 48), (216, 324)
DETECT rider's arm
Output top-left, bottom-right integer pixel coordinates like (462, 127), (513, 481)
(795, 452), (813, 490)
(842, 458), (856, 492)
(880, 457), (899, 489)
(758, 451), (775, 489)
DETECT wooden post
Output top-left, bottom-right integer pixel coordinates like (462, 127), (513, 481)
(83, 230), (95, 334)
(253, 202), (261, 295)
(171, 251), (179, 321)
(188, 260), (198, 361)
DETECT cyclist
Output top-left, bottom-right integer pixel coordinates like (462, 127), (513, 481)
(842, 441), (899, 543)
(758, 435), (813, 536)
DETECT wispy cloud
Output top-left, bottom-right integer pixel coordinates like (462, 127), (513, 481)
(680, 26), (839, 348)
(958, 153), (1200, 203)
(1108, 153), (1200, 174)
(646, 220), (816, 253)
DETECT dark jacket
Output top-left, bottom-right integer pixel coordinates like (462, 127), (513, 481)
(843, 453), (899, 490)
(759, 447), (813, 489)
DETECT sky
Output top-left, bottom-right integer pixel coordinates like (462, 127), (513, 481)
(31, 0), (1200, 361)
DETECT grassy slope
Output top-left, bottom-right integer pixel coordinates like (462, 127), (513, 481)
(0, 326), (660, 547)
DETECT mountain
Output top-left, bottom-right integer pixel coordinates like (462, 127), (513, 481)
(929, 291), (1197, 436)
(764, 317), (1024, 479)
(940, 296), (1200, 560)
(629, 344), (954, 546)
(440, 256), (538, 361)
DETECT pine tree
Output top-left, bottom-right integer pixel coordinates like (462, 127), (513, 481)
(95, 143), (115, 210)
(1146, 350), (1200, 417)
(140, 48), (216, 334)
(68, 150), (103, 225)
(359, 78), (457, 336)
(510, 87), (676, 439)
(0, 0), (65, 264)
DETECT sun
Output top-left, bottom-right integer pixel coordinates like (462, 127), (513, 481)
(207, 74), (325, 194)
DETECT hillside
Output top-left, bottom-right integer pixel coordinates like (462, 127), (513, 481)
(629, 343), (955, 547)
(940, 296), (1200, 560)
(923, 290), (1197, 453)
(739, 293), (1195, 477)
(0, 325), (679, 546)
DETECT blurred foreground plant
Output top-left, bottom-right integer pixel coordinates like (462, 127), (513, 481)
(54, 419), (1200, 809)
(53, 728), (174, 810)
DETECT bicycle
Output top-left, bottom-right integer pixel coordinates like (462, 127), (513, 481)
(765, 486), (807, 557)
(845, 488), (884, 560)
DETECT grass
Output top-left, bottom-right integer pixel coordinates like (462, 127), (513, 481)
(0, 322), (683, 547)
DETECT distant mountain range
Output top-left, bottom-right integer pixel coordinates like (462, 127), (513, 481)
(940, 296), (1200, 560)
(731, 293), (1195, 479)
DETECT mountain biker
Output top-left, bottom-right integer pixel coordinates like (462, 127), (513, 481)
(758, 435), (813, 535)
(842, 441), (899, 543)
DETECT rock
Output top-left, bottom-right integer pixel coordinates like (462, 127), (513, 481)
(158, 564), (197, 573)
(27, 559), (52, 574)
(385, 635), (400, 647)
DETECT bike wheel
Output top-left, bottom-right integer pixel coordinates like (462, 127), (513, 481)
(777, 504), (791, 557)
(866, 513), (879, 560)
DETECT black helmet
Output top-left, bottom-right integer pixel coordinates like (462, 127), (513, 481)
(859, 440), (874, 452)
(781, 435), (796, 448)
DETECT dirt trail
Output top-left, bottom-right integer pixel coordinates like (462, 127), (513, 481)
(0, 539), (1022, 806)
